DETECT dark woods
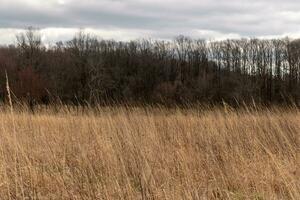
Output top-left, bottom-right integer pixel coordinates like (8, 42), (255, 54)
(1, 28), (300, 107)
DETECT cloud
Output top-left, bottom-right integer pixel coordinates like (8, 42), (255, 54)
(1, 0), (300, 44)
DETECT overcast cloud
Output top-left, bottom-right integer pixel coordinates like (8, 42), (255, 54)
(1, 0), (300, 44)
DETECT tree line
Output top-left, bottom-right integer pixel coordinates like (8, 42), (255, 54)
(0, 28), (300, 106)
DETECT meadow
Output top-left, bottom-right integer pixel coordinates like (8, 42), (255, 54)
(0, 105), (299, 199)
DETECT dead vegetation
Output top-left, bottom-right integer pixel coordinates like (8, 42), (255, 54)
(0, 105), (299, 199)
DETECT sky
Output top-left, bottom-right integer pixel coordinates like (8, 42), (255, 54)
(1, 0), (300, 44)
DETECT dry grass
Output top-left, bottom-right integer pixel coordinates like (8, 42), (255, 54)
(0, 105), (299, 199)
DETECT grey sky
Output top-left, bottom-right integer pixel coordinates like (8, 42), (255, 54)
(1, 0), (300, 44)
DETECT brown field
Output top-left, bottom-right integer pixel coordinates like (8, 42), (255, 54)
(0, 105), (299, 199)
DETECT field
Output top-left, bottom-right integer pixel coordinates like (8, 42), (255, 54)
(0, 105), (299, 199)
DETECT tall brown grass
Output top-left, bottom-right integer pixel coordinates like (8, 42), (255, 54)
(0, 105), (298, 199)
